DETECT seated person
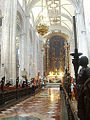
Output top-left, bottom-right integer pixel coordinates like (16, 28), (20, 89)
(6, 81), (12, 87)
(22, 81), (26, 88)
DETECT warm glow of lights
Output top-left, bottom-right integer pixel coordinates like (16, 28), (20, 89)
(48, 71), (64, 80)
(59, 72), (63, 78)
(49, 72), (63, 77)
(50, 94), (54, 102)
(49, 71), (51, 75)
(52, 72), (54, 75)
(49, 71), (54, 76)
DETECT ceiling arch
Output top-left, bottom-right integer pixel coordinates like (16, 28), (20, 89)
(17, 11), (23, 33)
(49, 25), (72, 36)
(27, 0), (79, 10)
(66, 0), (79, 8)
(61, 6), (73, 17)
(45, 32), (69, 42)
(62, 21), (71, 31)
(26, 0), (79, 37)
(34, 10), (73, 26)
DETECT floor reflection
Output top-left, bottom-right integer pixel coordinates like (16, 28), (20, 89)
(0, 88), (61, 120)
(2, 117), (40, 120)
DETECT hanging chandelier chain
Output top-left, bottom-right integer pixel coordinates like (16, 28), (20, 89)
(36, 0), (49, 36)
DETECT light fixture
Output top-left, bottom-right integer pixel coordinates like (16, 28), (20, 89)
(36, 23), (49, 36)
(36, 0), (49, 36)
(59, 72), (63, 78)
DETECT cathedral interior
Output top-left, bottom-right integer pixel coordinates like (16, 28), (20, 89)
(0, 0), (90, 120)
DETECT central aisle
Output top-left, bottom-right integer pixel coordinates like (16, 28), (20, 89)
(0, 88), (61, 120)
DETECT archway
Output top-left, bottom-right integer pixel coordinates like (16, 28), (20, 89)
(44, 33), (70, 83)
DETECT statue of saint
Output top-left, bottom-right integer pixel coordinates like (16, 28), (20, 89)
(77, 56), (90, 120)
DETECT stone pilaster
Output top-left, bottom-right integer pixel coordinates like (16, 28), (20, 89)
(32, 30), (35, 78)
(46, 45), (49, 75)
(1, 0), (17, 85)
(25, 17), (31, 80)
(64, 42), (68, 70)
(69, 34), (75, 78)
(29, 28), (33, 79)
(44, 45), (47, 76)
(1, 0), (10, 83)
(40, 40), (44, 78)
(83, 0), (90, 66)
(34, 34), (38, 78)
(19, 33), (26, 84)
(10, 0), (17, 85)
(76, 7), (88, 57)
(37, 38), (44, 78)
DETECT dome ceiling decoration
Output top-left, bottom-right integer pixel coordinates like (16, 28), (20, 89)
(27, 0), (79, 36)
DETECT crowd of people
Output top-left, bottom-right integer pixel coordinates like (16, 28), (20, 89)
(0, 75), (42, 92)
(63, 70), (75, 100)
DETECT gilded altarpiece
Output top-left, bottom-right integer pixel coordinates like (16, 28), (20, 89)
(44, 35), (67, 76)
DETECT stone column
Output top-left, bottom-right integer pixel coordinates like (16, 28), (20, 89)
(10, 0), (17, 85)
(70, 35), (75, 78)
(29, 28), (33, 79)
(83, 0), (90, 66)
(32, 30), (35, 78)
(23, 16), (31, 81)
(76, 7), (88, 57)
(33, 32), (38, 78)
(64, 42), (68, 70)
(25, 16), (30, 80)
(46, 45), (49, 75)
(37, 38), (43, 78)
(44, 45), (47, 76)
(1, 0), (17, 85)
(19, 33), (26, 84)
(1, 0), (10, 83)
(64, 42), (71, 72)
(34, 35), (38, 78)
(40, 40), (44, 78)
(39, 40), (41, 77)
(37, 38), (39, 78)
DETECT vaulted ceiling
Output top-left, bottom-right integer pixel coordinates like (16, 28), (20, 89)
(26, 0), (80, 37)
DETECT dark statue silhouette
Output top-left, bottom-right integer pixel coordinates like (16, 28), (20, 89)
(77, 56), (90, 120)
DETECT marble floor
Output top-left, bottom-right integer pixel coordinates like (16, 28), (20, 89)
(0, 88), (61, 120)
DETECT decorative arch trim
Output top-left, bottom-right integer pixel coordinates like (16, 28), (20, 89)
(45, 32), (69, 41)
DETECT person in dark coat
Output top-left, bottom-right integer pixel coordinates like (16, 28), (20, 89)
(16, 77), (19, 89)
(1, 76), (5, 91)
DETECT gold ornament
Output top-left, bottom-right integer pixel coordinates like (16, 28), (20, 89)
(36, 23), (49, 36)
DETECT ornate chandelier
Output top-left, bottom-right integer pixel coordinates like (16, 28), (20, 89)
(36, 23), (49, 36)
(36, 0), (49, 36)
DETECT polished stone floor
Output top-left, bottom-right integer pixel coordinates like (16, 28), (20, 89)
(0, 88), (61, 120)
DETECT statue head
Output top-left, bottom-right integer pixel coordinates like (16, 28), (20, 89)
(79, 56), (89, 67)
